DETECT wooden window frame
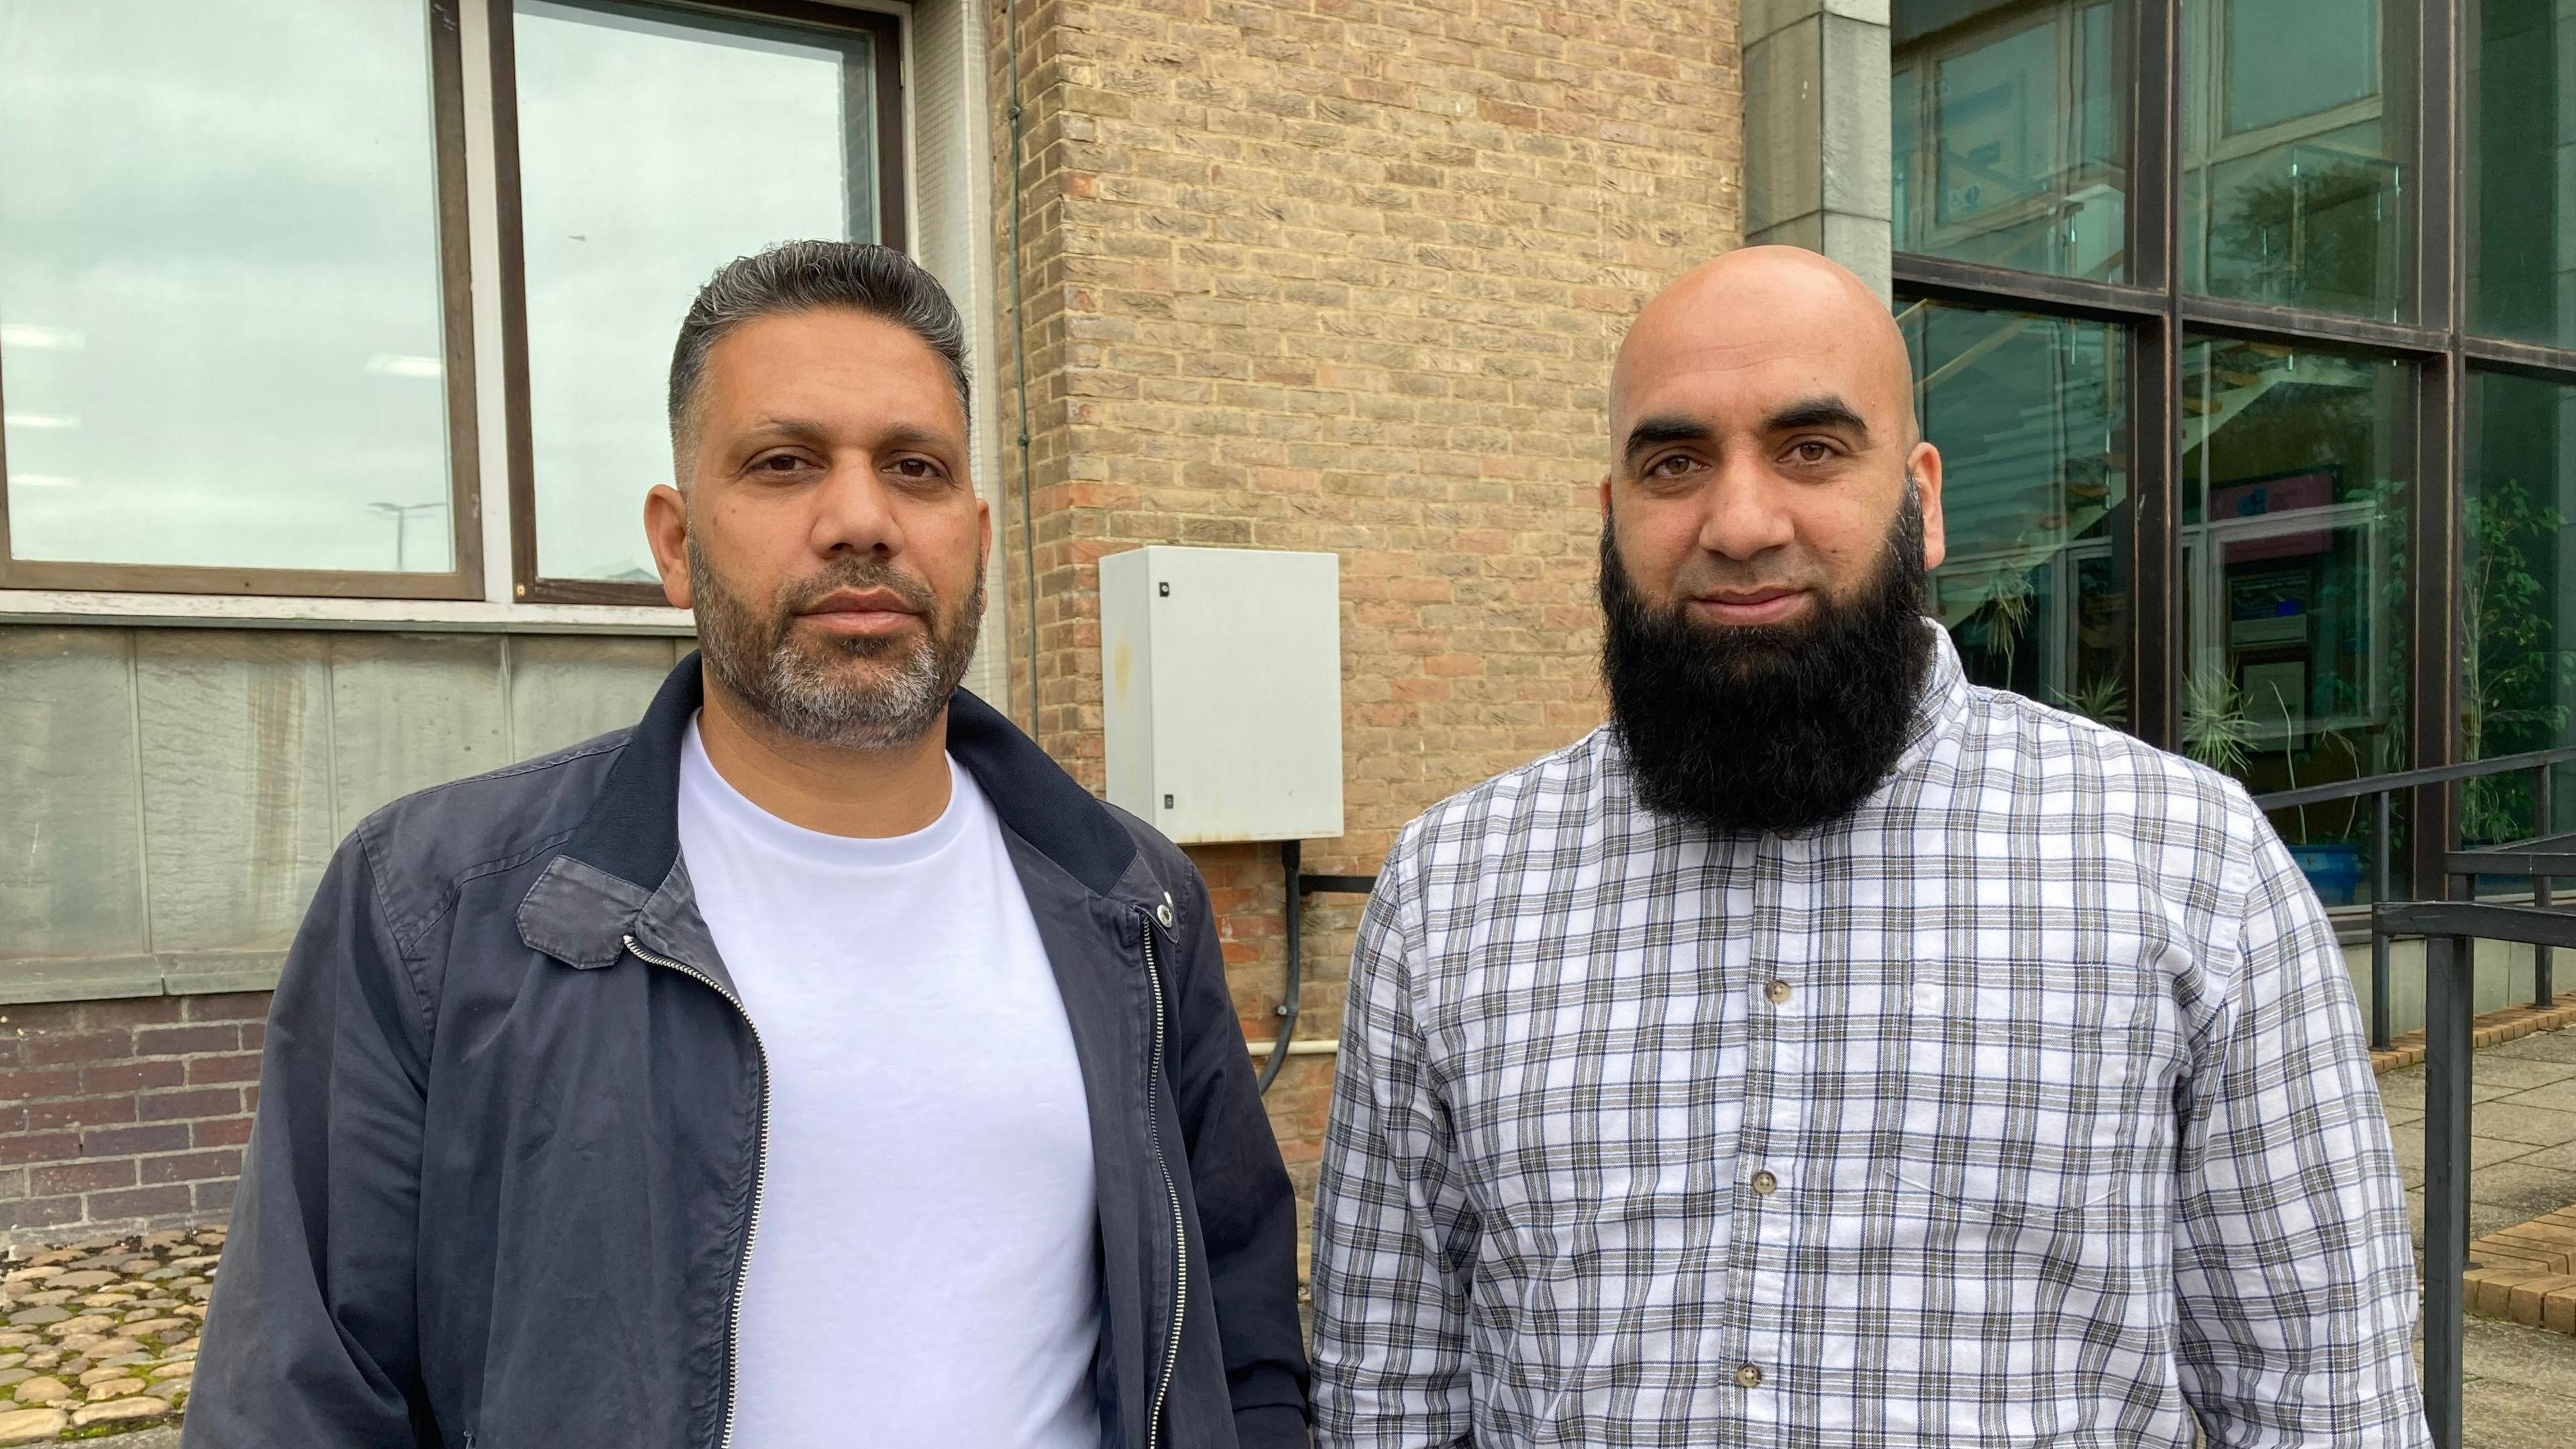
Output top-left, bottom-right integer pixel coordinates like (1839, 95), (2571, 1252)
(488, 0), (910, 607)
(0, 0), (486, 600)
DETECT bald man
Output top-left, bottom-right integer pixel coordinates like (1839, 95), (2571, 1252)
(1309, 248), (2425, 1446)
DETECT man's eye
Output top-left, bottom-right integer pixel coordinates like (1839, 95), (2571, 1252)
(1652, 455), (1697, 477)
(756, 454), (806, 472)
(1788, 441), (1834, 464)
(893, 458), (941, 478)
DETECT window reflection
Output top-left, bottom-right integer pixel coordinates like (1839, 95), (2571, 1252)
(2181, 337), (2412, 885)
(1892, 1), (2127, 281)
(1906, 297), (2131, 722)
(2465, 371), (2576, 845)
(513, 0), (879, 584)
(2467, 0), (2576, 347)
(0, 0), (453, 573)
(2183, 0), (2414, 319)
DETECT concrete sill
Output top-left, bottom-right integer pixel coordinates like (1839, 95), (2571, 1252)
(0, 589), (695, 637)
(0, 953), (284, 1006)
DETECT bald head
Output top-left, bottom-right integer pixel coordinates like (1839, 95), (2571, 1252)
(1599, 246), (1943, 635)
(1611, 246), (1916, 453)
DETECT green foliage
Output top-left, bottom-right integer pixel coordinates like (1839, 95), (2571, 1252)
(2182, 667), (2255, 777)
(2463, 477), (2575, 842)
(2056, 673), (2130, 729)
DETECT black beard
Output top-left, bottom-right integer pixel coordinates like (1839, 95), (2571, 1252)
(1599, 492), (1933, 835)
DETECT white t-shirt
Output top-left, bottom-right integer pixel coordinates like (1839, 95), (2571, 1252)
(677, 718), (1102, 1448)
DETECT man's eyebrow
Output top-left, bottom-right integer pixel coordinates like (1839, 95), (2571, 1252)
(1763, 396), (1871, 439)
(1622, 415), (1711, 464)
(731, 419), (963, 452)
(873, 421), (962, 453)
(734, 417), (833, 449)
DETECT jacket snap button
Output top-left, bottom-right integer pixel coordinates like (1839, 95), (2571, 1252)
(1156, 903), (1175, 928)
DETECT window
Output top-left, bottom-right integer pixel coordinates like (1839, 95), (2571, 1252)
(496, 0), (905, 604)
(1904, 297), (2132, 721)
(2222, 0), (2379, 136)
(1893, 0), (2492, 906)
(1892, 1), (2127, 282)
(2178, 339), (2412, 814)
(0, 0), (476, 596)
(2183, 0), (2414, 319)
(2467, 0), (2576, 348)
(0, 0), (908, 606)
(2464, 370), (2576, 843)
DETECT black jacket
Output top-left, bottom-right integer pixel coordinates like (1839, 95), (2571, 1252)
(184, 656), (1311, 1448)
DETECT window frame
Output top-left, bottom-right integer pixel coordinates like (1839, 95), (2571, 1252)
(1894, 0), (2526, 891)
(1891, 0), (2131, 282)
(487, 0), (910, 607)
(0, 0), (488, 600)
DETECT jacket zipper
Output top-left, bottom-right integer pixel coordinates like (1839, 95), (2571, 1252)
(625, 934), (769, 1449)
(1140, 908), (1186, 1449)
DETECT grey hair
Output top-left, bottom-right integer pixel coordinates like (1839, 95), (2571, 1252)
(667, 240), (971, 462)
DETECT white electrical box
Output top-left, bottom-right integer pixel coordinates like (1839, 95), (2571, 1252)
(1099, 546), (1344, 844)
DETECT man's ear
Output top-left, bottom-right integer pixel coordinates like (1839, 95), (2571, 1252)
(645, 484), (693, 610)
(1909, 440), (1946, 574)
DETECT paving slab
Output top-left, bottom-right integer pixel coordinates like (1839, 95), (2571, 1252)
(2488, 1030), (2576, 1067)
(2487, 1077), (2576, 1114)
(2470, 1162), (2576, 1220)
(2454, 1102), (2576, 1148)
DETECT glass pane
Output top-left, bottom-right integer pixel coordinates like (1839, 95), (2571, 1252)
(1904, 297), (2131, 725)
(2183, 0), (2414, 319)
(2181, 335), (2412, 896)
(1891, 1), (2128, 282)
(0, 0), (453, 573)
(514, 0), (877, 584)
(2467, 1), (2576, 348)
(2465, 370), (2576, 852)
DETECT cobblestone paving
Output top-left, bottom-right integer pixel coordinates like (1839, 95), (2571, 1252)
(0, 1229), (213, 1443)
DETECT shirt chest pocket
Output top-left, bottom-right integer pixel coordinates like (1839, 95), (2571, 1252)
(1888, 965), (2171, 1217)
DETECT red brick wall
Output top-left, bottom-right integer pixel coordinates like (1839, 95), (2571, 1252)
(0, 994), (265, 1247)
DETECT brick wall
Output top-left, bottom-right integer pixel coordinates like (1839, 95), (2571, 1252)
(0, 996), (264, 1243)
(988, 0), (1746, 1248)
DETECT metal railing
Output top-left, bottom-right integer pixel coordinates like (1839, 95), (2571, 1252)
(2255, 747), (2576, 1448)
(2251, 744), (2576, 1049)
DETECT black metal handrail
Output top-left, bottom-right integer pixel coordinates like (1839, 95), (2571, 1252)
(2377, 888), (2576, 1449)
(2253, 745), (2576, 1049)
(2253, 744), (2576, 810)
(2322, 751), (2576, 1449)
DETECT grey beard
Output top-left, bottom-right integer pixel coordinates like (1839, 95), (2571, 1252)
(690, 542), (983, 751)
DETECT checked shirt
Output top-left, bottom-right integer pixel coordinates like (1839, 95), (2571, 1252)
(1311, 627), (2424, 1447)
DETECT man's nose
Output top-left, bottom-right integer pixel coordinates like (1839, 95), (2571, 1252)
(809, 458), (903, 557)
(1695, 455), (1796, 562)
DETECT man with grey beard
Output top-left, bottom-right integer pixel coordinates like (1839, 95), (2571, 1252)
(187, 241), (1310, 1449)
(1310, 248), (2423, 1446)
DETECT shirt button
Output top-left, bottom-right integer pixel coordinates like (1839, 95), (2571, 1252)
(1735, 1363), (1764, 1389)
(1751, 1170), (1778, 1196)
(1764, 979), (1792, 1006)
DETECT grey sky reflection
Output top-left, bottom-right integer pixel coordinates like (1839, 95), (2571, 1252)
(516, 1), (862, 582)
(0, 0), (452, 573)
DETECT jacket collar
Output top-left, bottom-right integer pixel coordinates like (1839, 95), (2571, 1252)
(519, 652), (1142, 968)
